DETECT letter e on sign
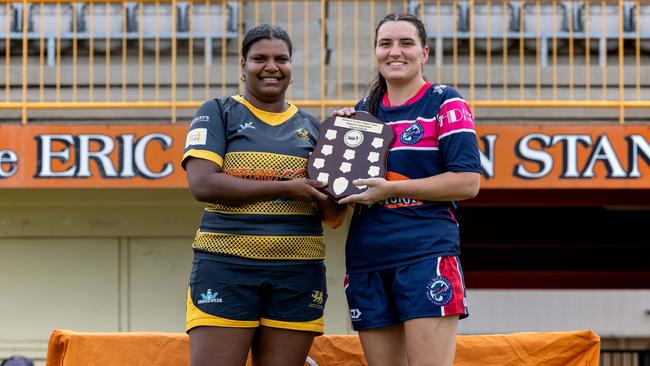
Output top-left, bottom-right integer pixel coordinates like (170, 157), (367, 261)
(0, 149), (18, 178)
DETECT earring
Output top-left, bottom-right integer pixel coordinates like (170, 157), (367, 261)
(240, 74), (245, 81)
(289, 79), (294, 84)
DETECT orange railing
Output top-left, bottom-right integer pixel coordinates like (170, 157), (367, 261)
(1, 0), (649, 123)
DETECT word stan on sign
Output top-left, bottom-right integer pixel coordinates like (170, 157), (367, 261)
(479, 133), (650, 179)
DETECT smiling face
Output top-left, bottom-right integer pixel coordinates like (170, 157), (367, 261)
(375, 20), (429, 86)
(241, 38), (292, 104)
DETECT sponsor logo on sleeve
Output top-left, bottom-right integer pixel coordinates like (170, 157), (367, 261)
(438, 108), (474, 126)
(185, 128), (207, 147)
(190, 115), (210, 126)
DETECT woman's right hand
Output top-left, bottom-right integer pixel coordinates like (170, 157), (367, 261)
(186, 158), (328, 205)
(330, 107), (356, 117)
(281, 178), (329, 202)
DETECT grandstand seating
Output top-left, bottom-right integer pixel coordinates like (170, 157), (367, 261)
(2, 0), (650, 124)
(637, 2), (650, 52)
(3, 2), (237, 65)
(410, 0), (647, 67)
(3, 1), (649, 62)
(0, 3), (13, 52)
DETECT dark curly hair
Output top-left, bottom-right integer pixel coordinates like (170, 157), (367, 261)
(241, 24), (293, 60)
(365, 13), (428, 116)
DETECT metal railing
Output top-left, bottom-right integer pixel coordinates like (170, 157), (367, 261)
(1, 0), (650, 123)
(601, 350), (650, 366)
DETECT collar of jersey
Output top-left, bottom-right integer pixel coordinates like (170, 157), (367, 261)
(381, 81), (432, 108)
(232, 95), (299, 126)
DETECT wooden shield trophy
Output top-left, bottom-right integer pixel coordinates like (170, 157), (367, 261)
(308, 112), (394, 200)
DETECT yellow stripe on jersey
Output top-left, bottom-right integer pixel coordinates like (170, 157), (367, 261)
(260, 316), (324, 333)
(206, 201), (318, 215)
(193, 231), (325, 260)
(183, 149), (224, 168)
(185, 288), (259, 331)
(232, 95), (298, 126)
(223, 151), (308, 182)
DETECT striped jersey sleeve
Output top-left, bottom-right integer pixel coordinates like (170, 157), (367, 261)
(182, 98), (227, 169)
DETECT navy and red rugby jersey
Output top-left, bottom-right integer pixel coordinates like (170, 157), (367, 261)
(345, 83), (481, 273)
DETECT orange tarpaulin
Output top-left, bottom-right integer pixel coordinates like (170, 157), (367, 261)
(46, 329), (600, 366)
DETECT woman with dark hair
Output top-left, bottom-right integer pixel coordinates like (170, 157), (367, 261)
(333, 13), (481, 366)
(182, 24), (346, 366)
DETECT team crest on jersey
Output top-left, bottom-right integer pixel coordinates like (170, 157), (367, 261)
(237, 122), (256, 133)
(295, 128), (310, 142)
(400, 121), (424, 144)
(426, 276), (453, 306)
(433, 84), (447, 94)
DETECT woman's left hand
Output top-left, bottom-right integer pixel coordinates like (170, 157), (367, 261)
(338, 178), (392, 205)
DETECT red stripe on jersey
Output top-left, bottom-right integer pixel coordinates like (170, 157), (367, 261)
(382, 82), (432, 107)
(440, 256), (466, 317)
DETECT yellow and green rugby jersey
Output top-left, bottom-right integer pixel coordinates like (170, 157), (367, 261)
(182, 96), (324, 260)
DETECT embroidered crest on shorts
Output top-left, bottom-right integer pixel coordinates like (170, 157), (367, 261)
(426, 276), (453, 306)
(309, 290), (324, 309)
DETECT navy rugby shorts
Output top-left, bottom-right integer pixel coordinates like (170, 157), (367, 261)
(186, 251), (327, 333)
(344, 256), (468, 331)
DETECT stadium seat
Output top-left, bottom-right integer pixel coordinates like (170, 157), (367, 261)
(471, 1), (514, 52)
(0, 3), (15, 53)
(523, 2), (569, 53)
(634, 4), (650, 52)
(27, 3), (74, 53)
(186, 2), (236, 54)
(80, 3), (126, 53)
(579, 3), (623, 52)
(420, 2), (464, 52)
(132, 2), (180, 53)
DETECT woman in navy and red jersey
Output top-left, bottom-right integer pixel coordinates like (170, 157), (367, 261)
(333, 13), (481, 366)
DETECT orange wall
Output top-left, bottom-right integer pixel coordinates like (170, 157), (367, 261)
(478, 124), (650, 189)
(1, 124), (649, 189)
